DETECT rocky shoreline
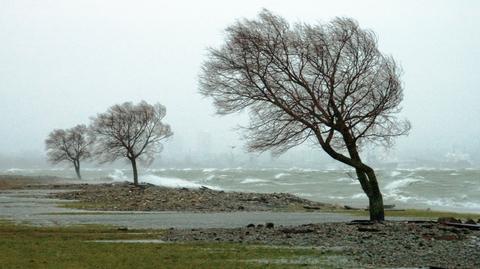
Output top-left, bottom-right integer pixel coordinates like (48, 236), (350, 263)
(2, 176), (480, 268)
(47, 181), (340, 212)
(41, 181), (480, 268)
(162, 220), (480, 268)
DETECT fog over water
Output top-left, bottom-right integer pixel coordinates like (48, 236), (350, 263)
(1, 0), (479, 169)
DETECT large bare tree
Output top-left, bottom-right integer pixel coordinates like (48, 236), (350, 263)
(89, 101), (173, 186)
(45, 124), (91, 179)
(199, 10), (410, 221)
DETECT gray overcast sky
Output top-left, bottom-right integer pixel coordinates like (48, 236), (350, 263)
(1, 0), (479, 160)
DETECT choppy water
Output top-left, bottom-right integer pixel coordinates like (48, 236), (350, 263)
(2, 167), (480, 213)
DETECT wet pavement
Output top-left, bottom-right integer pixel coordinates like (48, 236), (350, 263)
(0, 189), (409, 229)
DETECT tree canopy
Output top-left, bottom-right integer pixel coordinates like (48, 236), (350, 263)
(89, 101), (172, 185)
(200, 10), (410, 220)
(45, 124), (91, 179)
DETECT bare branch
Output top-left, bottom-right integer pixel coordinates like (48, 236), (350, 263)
(199, 10), (410, 163)
(89, 101), (173, 184)
(45, 124), (91, 179)
(199, 10), (410, 221)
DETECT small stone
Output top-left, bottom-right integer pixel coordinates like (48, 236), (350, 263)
(257, 224), (264, 228)
(357, 226), (380, 232)
(266, 222), (274, 229)
(246, 223), (255, 228)
(434, 234), (458, 241)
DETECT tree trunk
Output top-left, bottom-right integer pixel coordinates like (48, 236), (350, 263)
(314, 130), (385, 221)
(74, 161), (81, 180)
(365, 169), (384, 221)
(344, 141), (385, 221)
(130, 158), (139, 186)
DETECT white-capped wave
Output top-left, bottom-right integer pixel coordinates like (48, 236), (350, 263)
(383, 192), (415, 203)
(6, 168), (23, 173)
(401, 167), (458, 172)
(384, 193), (480, 211)
(384, 178), (423, 191)
(293, 192), (313, 197)
(390, 171), (401, 177)
(335, 177), (353, 182)
(205, 175), (215, 181)
(422, 198), (480, 211)
(298, 168), (320, 172)
(140, 174), (219, 189)
(351, 193), (367, 199)
(108, 169), (128, 181)
(287, 167), (321, 172)
(84, 168), (104, 172)
(202, 168), (217, 173)
(328, 195), (347, 199)
(274, 173), (289, 179)
(219, 167), (244, 172)
(240, 178), (269, 184)
(275, 182), (316, 186)
(146, 168), (167, 172)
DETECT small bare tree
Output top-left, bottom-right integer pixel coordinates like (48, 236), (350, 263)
(45, 124), (91, 179)
(199, 10), (410, 221)
(89, 101), (173, 186)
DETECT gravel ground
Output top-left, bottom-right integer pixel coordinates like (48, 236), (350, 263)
(162, 221), (480, 269)
(48, 182), (340, 212)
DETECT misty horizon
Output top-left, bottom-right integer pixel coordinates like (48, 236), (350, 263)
(1, 0), (479, 169)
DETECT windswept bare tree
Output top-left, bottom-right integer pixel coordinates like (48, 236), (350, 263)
(200, 10), (410, 221)
(89, 101), (173, 186)
(45, 124), (91, 179)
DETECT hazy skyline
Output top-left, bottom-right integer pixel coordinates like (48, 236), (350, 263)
(1, 0), (479, 165)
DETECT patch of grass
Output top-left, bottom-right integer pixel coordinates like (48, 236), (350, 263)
(0, 175), (66, 190)
(0, 220), (350, 269)
(331, 209), (480, 220)
(386, 209), (480, 219)
(40, 211), (131, 216)
(0, 220), (163, 241)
